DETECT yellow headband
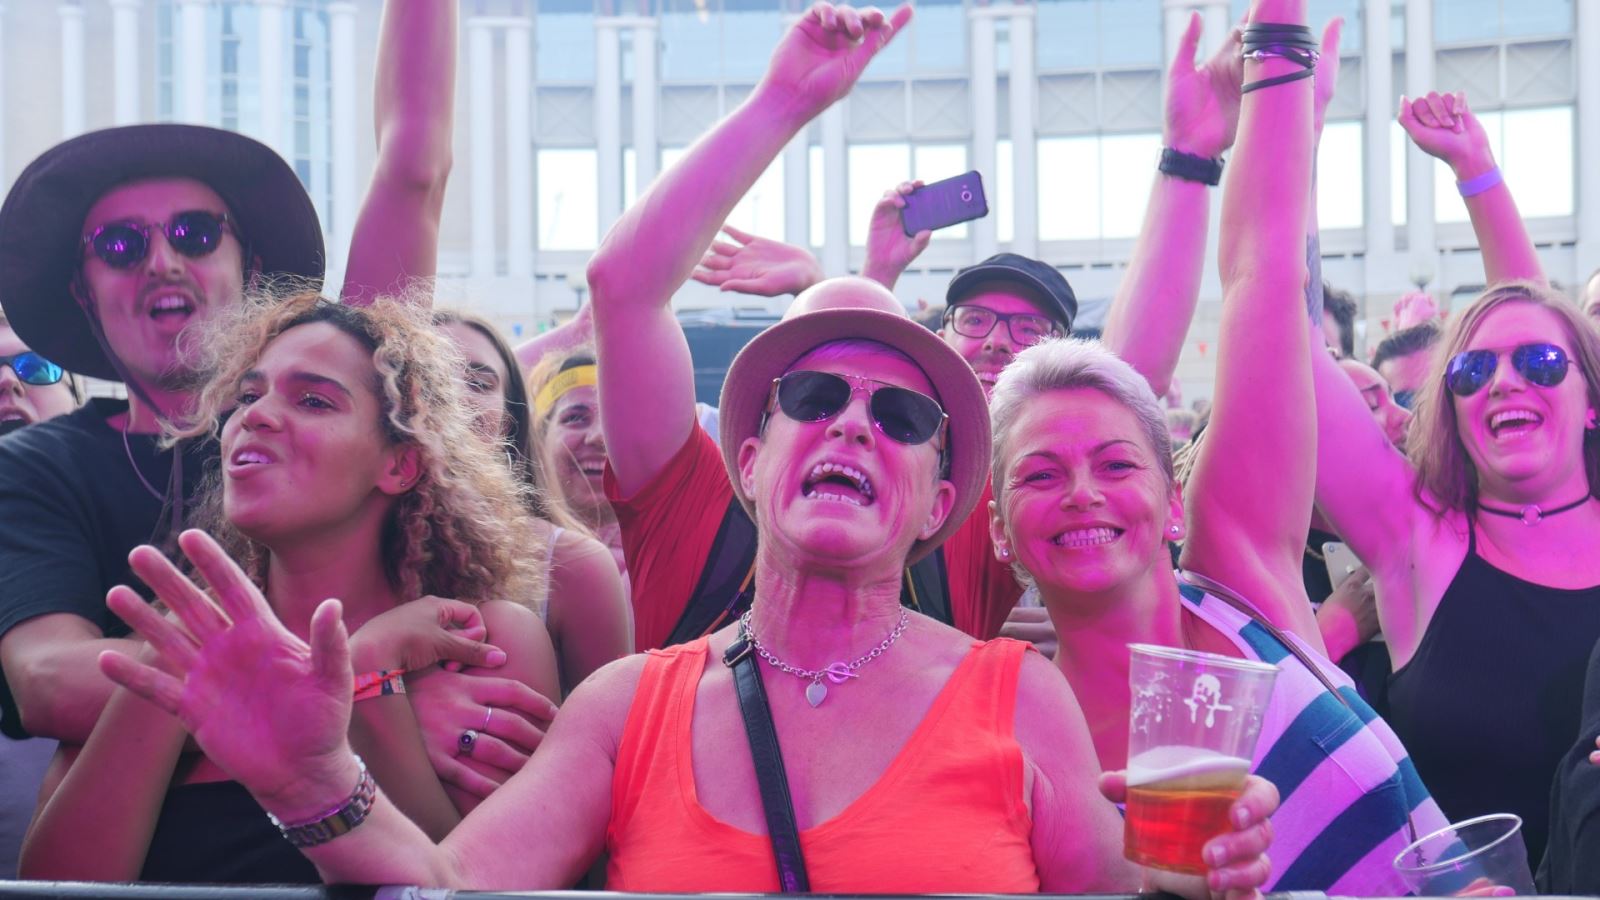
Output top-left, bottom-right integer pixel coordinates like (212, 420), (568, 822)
(534, 364), (597, 417)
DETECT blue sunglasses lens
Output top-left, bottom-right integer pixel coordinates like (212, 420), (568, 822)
(1511, 343), (1570, 387)
(1445, 350), (1498, 396)
(1446, 344), (1571, 397)
(1392, 389), (1417, 410)
(7, 352), (64, 386)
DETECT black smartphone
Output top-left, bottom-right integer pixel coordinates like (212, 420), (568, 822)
(901, 171), (989, 237)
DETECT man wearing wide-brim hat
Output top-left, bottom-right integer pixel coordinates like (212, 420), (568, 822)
(0, 0), (457, 749)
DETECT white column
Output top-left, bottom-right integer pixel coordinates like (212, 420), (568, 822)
(821, 103), (848, 274)
(178, 0), (209, 125)
(469, 18), (497, 276)
(110, 0), (141, 125)
(1363, 0), (1397, 295)
(970, 7), (999, 258)
(595, 20), (624, 237)
(1008, 6), (1037, 257)
(506, 17), (534, 277)
(1403, 0), (1435, 285)
(328, 2), (358, 262)
(1576, 0), (1600, 270)
(256, 0), (286, 154)
(59, 2), (84, 138)
(631, 20), (659, 195)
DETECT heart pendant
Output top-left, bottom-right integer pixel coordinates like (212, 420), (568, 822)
(805, 681), (827, 707)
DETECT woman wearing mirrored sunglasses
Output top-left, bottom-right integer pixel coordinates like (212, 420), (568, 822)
(0, 316), (76, 437)
(1308, 86), (1600, 869)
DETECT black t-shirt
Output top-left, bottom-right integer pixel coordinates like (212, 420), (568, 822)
(0, 398), (213, 739)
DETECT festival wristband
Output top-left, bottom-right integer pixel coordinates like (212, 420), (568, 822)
(1457, 166), (1503, 198)
(352, 669), (406, 702)
(1158, 148), (1224, 186)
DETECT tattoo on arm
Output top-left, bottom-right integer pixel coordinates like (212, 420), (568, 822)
(1304, 231), (1324, 326)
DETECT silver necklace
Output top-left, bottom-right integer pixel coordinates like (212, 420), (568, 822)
(121, 425), (165, 501)
(739, 608), (910, 708)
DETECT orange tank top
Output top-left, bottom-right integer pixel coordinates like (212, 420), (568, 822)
(605, 636), (1040, 892)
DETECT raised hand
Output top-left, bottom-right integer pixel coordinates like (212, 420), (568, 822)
(1398, 91), (1494, 177)
(692, 224), (823, 297)
(98, 530), (359, 818)
(1392, 291), (1441, 331)
(1163, 12), (1243, 159)
(862, 180), (932, 290)
(759, 2), (913, 123)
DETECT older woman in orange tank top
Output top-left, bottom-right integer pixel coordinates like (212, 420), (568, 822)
(98, 5), (1279, 894)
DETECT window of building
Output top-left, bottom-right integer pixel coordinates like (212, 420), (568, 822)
(1431, 106), (1574, 222)
(538, 0), (597, 82)
(1317, 120), (1364, 230)
(1038, 132), (1160, 241)
(291, 2), (332, 225)
(847, 143), (969, 245)
(1036, 0), (1161, 71)
(1436, 0), (1571, 43)
(659, 145), (785, 238)
(810, 144), (827, 248)
(539, 148), (601, 251)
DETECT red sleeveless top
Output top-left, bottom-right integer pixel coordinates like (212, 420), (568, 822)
(605, 636), (1040, 892)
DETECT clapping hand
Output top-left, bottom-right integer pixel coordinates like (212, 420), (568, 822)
(99, 530), (363, 821)
(692, 224), (823, 297)
(759, 2), (913, 123)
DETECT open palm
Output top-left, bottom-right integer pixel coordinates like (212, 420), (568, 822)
(100, 531), (356, 810)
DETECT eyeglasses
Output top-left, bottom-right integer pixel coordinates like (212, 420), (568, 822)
(761, 370), (948, 449)
(82, 210), (234, 269)
(1392, 389), (1417, 410)
(1444, 343), (1575, 397)
(0, 351), (65, 386)
(943, 305), (1060, 346)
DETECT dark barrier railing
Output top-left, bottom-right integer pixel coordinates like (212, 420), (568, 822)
(2, 887), (1590, 900)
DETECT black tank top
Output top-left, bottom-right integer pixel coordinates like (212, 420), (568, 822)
(1387, 520), (1600, 866)
(139, 780), (319, 884)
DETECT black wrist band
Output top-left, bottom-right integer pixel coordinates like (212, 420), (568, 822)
(1158, 148), (1224, 186)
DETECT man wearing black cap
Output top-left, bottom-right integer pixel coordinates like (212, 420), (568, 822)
(0, 0), (457, 747)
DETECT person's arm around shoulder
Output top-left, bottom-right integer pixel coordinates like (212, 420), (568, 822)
(590, 3), (912, 496)
(340, 0), (455, 303)
(544, 529), (632, 693)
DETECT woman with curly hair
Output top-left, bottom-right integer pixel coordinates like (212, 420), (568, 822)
(19, 293), (559, 883)
(435, 310), (631, 693)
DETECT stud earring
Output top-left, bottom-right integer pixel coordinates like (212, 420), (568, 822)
(999, 547), (1010, 559)
(1169, 525), (1180, 536)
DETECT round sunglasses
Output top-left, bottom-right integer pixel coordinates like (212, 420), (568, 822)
(762, 370), (948, 449)
(81, 210), (234, 270)
(0, 351), (65, 386)
(1444, 342), (1575, 397)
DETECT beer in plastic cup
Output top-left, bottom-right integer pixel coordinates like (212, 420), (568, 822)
(1123, 644), (1278, 875)
(1393, 814), (1535, 896)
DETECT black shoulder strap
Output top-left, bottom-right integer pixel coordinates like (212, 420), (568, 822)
(666, 499), (760, 647)
(722, 630), (810, 892)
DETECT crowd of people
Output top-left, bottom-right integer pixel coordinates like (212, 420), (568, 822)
(0, 0), (1598, 894)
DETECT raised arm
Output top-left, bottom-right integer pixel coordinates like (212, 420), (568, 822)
(589, 2), (912, 494)
(1101, 13), (1240, 398)
(859, 180), (932, 291)
(1181, 6), (1324, 645)
(515, 303), (593, 372)
(1399, 91), (1544, 286)
(340, 0), (455, 303)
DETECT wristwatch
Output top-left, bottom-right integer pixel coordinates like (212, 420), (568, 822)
(267, 755), (377, 848)
(1159, 148), (1225, 186)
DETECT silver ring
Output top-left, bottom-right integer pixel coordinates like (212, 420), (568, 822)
(458, 729), (479, 756)
(482, 708), (493, 732)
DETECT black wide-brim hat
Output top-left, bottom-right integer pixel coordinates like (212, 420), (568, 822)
(0, 124), (326, 380)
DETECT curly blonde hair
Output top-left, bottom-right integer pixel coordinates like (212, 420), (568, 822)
(169, 289), (545, 605)
(1409, 280), (1600, 515)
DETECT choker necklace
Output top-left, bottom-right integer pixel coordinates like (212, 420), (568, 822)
(739, 608), (910, 708)
(121, 425), (166, 501)
(1478, 494), (1592, 526)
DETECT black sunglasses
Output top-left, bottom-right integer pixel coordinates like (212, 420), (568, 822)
(762, 370), (948, 450)
(82, 210), (234, 269)
(943, 305), (1060, 346)
(1445, 343), (1575, 397)
(0, 351), (65, 386)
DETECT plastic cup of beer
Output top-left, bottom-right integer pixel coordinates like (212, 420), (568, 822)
(1123, 644), (1279, 876)
(1392, 814), (1535, 896)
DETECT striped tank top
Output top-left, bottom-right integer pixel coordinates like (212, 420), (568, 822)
(1178, 582), (1448, 895)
